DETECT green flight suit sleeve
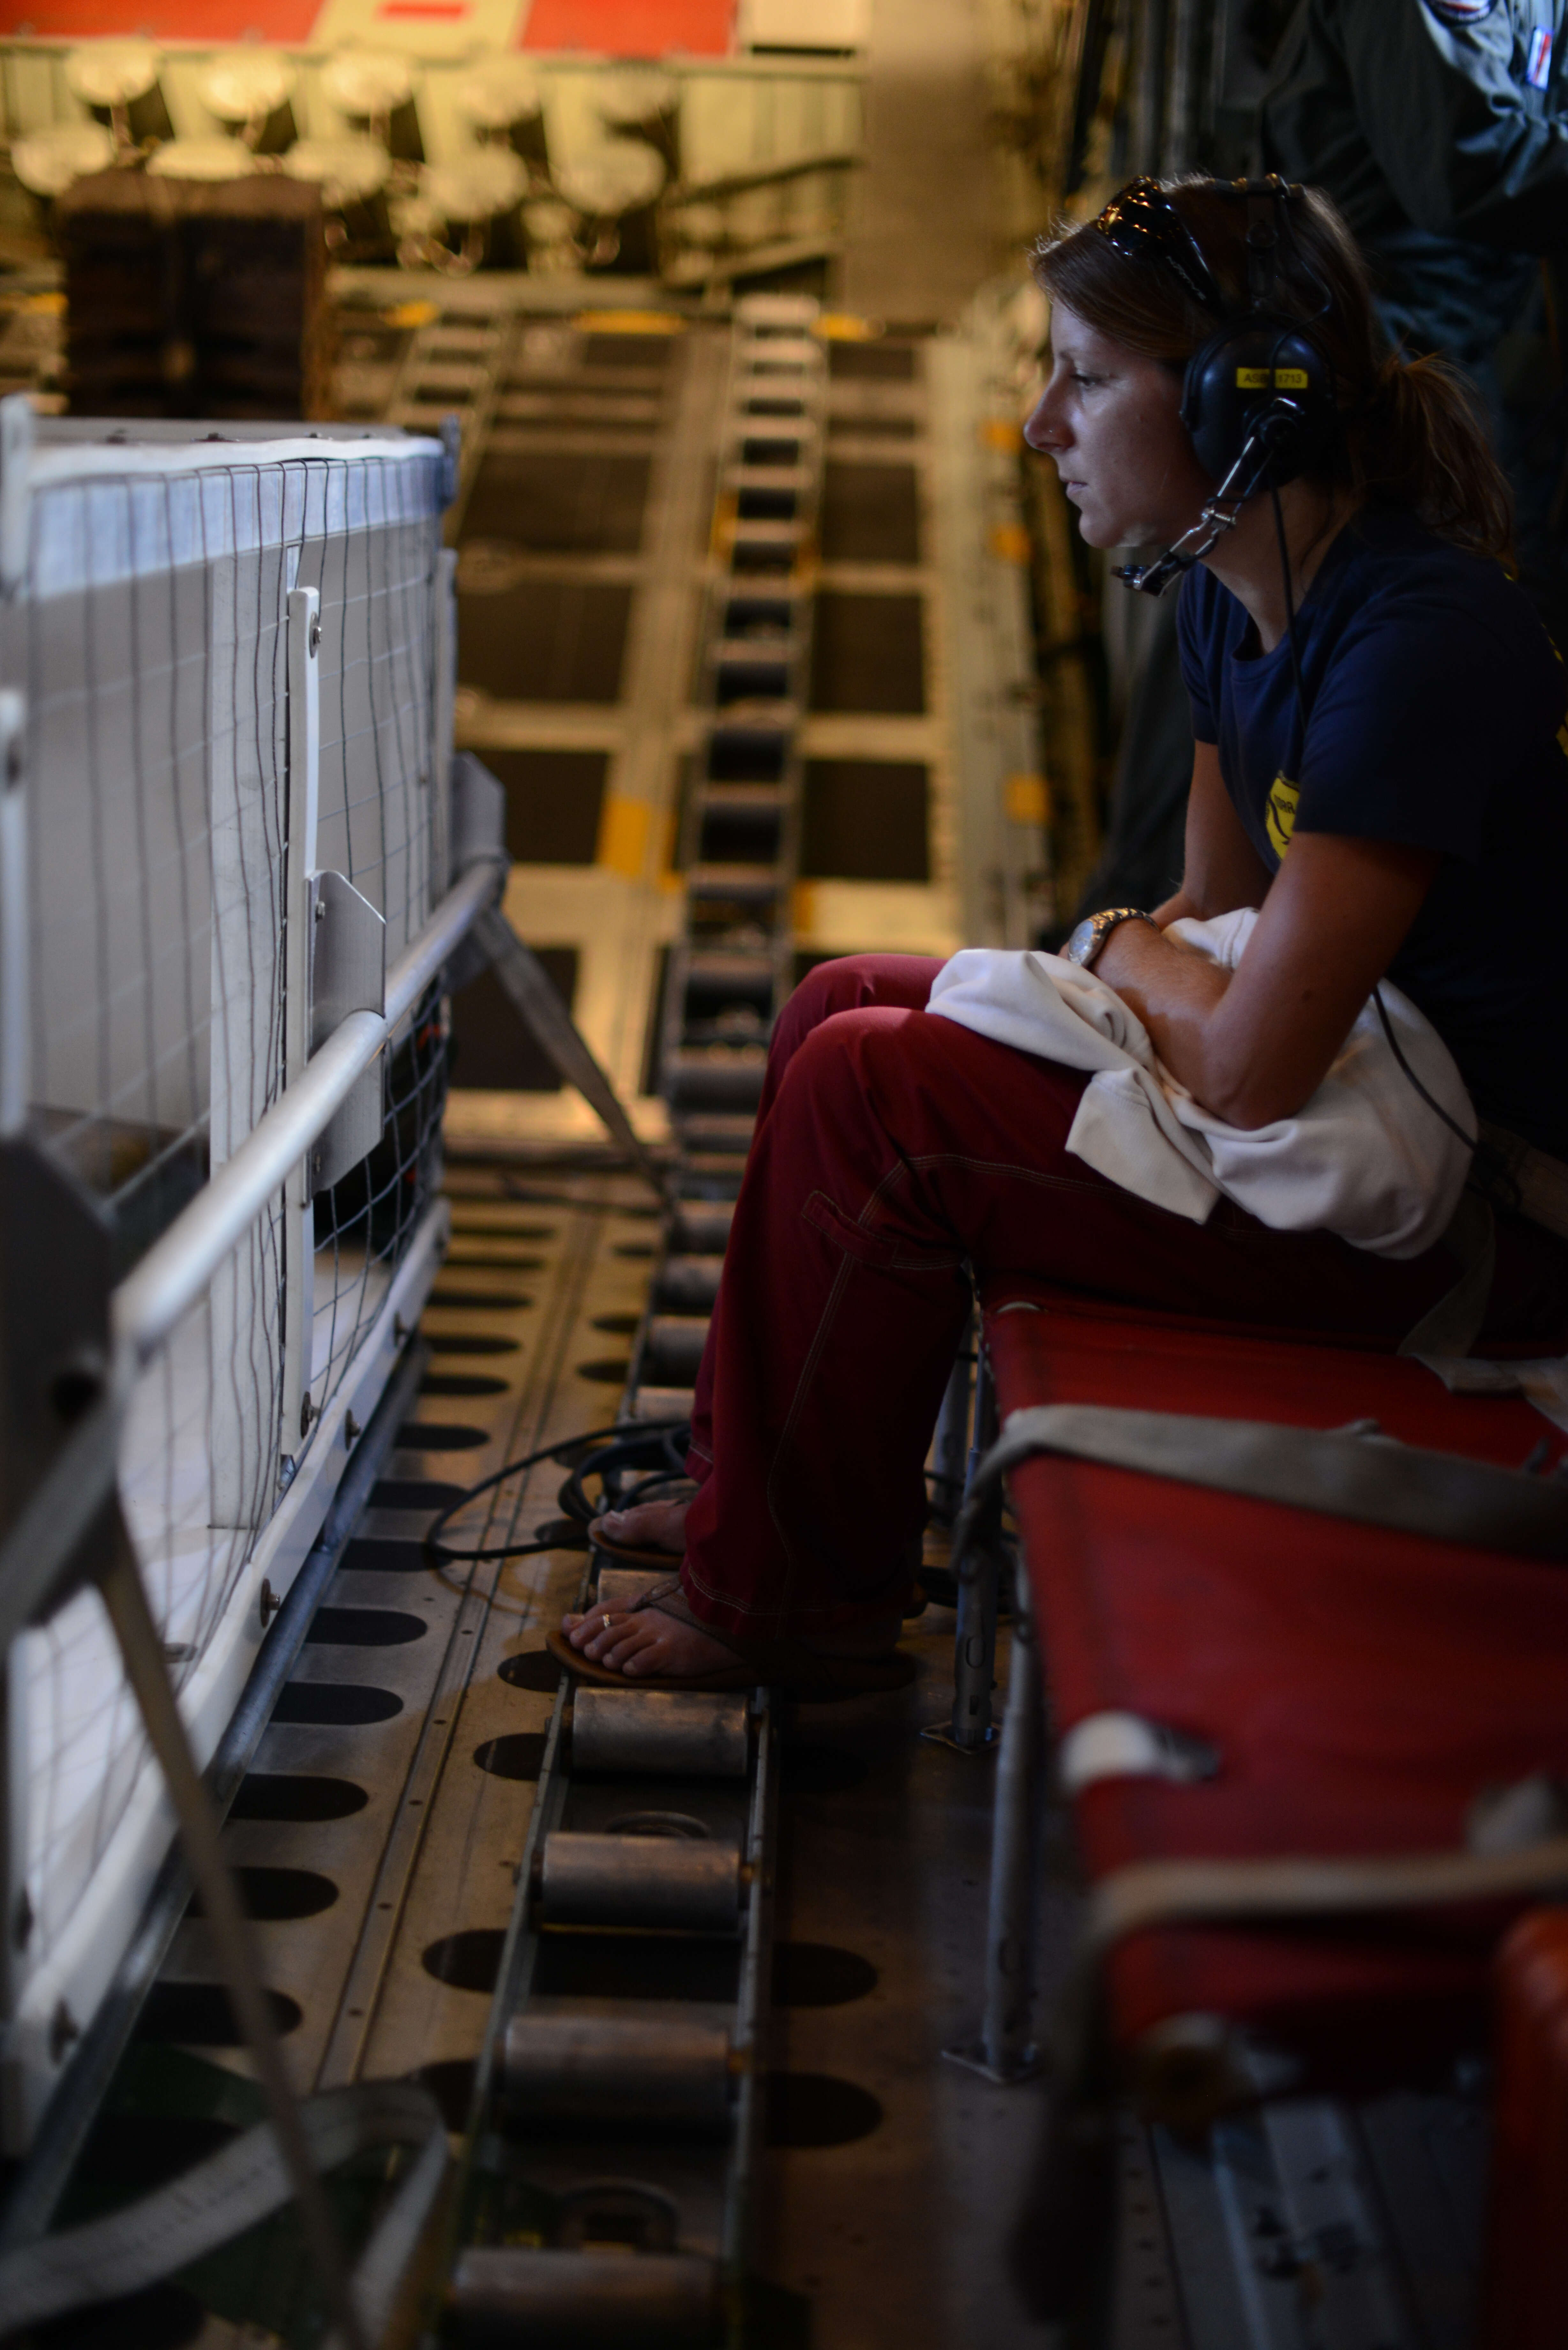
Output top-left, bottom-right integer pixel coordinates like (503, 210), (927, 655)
(1270, 0), (1568, 249)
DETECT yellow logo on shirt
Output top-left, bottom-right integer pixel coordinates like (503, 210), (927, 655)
(1265, 772), (1299, 861)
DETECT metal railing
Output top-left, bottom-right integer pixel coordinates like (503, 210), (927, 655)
(114, 855), (497, 1374)
(0, 407), (460, 2157)
(0, 391), (666, 2349)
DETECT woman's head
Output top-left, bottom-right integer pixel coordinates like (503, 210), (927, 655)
(1023, 305), (1214, 550)
(1025, 176), (1512, 562)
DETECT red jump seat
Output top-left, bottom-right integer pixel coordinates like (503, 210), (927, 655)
(980, 1280), (1568, 2104)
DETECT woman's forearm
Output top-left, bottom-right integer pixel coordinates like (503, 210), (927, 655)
(1094, 833), (1441, 1129)
(1092, 919), (1262, 1119)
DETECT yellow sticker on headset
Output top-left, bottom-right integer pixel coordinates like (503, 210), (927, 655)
(1235, 364), (1310, 391)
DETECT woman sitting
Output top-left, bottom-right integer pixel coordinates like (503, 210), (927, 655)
(556, 176), (1568, 1692)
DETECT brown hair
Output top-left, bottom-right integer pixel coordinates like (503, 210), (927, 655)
(1032, 178), (1514, 562)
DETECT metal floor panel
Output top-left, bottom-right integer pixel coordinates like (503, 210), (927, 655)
(351, 1170), (666, 2103)
(759, 1624), (1077, 2350)
(124, 1165), (662, 2141)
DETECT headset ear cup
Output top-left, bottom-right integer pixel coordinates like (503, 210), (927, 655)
(1181, 318), (1335, 487)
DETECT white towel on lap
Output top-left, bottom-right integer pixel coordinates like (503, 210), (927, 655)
(925, 907), (1474, 1259)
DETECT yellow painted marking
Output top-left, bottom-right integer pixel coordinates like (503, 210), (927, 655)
(1235, 366), (1270, 389)
(1265, 772), (1300, 862)
(990, 522), (1033, 565)
(573, 310), (684, 335)
(1006, 773), (1050, 826)
(815, 313), (880, 341)
(383, 300), (439, 330)
(598, 794), (651, 880)
(983, 419), (1023, 453)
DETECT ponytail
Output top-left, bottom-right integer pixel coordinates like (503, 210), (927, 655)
(1348, 349), (1514, 564)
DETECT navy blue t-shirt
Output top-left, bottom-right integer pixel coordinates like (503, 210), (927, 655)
(1177, 507), (1568, 1161)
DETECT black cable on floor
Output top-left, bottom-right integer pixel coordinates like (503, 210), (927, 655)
(554, 1425), (691, 1529)
(423, 1419), (689, 1564)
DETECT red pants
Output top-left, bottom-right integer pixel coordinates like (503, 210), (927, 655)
(680, 955), (1568, 1637)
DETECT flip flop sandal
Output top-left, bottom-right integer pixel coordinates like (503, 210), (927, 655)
(544, 1632), (758, 1693)
(547, 1579), (918, 1701)
(548, 1581), (757, 1691)
(587, 1526), (685, 1570)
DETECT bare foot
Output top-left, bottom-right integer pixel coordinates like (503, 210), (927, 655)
(594, 1497), (690, 1553)
(561, 1599), (732, 1677)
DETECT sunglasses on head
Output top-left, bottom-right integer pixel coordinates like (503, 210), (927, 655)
(1091, 177), (1230, 315)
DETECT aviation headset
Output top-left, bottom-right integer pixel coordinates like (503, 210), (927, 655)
(1090, 175), (1338, 595)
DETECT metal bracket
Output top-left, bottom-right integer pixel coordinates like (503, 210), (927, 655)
(307, 870), (386, 1195)
(449, 746), (507, 874)
(0, 1137), (117, 1624)
(439, 413), (462, 508)
(445, 752), (509, 994)
(475, 905), (666, 1202)
(0, 1136), (117, 2045)
(429, 548), (457, 901)
(0, 397), (33, 600)
(926, 1347), (1001, 1753)
(920, 1715), (998, 1758)
(281, 588), (320, 1467)
(942, 2035), (1043, 2087)
(0, 693), (27, 1138)
(943, 1541), (1045, 2088)
(441, 740), (659, 1194)
(309, 871), (386, 1053)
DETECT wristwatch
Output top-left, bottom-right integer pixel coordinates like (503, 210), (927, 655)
(1061, 906), (1157, 969)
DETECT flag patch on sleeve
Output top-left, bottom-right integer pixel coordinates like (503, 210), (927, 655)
(1528, 25), (1554, 83)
